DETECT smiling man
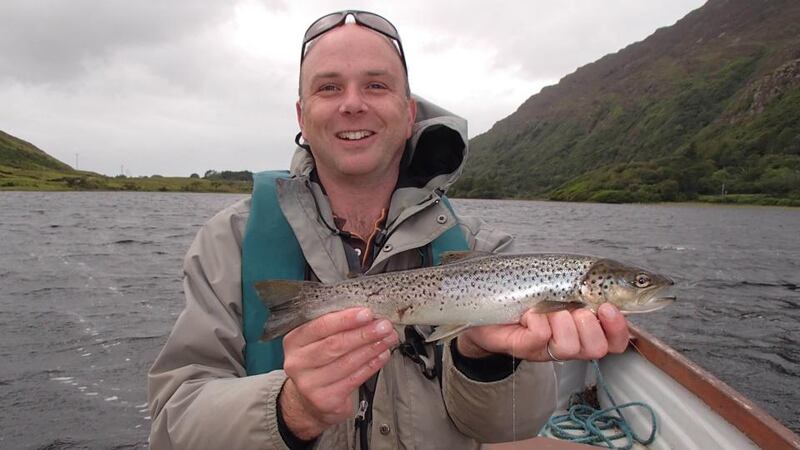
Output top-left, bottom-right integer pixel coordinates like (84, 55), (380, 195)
(148, 10), (629, 450)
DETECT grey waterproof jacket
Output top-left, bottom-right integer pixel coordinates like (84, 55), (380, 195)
(148, 98), (557, 449)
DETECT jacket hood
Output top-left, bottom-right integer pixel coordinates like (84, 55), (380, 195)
(290, 95), (468, 194)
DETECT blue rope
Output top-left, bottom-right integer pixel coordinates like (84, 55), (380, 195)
(543, 360), (657, 450)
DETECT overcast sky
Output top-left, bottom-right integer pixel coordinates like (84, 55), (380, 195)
(0, 0), (705, 177)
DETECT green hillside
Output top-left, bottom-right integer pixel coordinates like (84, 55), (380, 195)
(0, 130), (250, 193)
(451, 0), (800, 205)
(0, 130), (73, 172)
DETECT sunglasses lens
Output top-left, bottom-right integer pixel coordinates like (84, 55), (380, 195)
(303, 12), (344, 43)
(353, 12), (400, 41)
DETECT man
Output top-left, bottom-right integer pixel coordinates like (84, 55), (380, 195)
(148, 10), (629, 449)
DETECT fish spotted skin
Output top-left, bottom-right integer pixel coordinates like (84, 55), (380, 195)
(256, 253), (674, 341)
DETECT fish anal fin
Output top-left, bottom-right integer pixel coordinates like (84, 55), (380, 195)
(439, 251), (491, 265)
(529, 301), (586, 314)
(425, 324), (470, 343)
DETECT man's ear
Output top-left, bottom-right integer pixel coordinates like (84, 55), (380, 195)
(296, 100), (304, 134)
(406, 97), (417, 138)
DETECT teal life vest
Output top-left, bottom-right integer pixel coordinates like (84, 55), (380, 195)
(241, 170), (469, 376)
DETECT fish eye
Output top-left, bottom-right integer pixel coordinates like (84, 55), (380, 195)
(634, 273), (651, 288)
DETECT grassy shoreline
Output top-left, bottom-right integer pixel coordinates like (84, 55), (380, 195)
(0, 166), (252, 193)
(4, 166), (797, 206)
(456, 193), (800, 207)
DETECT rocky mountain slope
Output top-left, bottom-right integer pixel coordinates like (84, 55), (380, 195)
(451, 0), (800, 203)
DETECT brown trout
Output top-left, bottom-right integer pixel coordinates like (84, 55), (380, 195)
(256, 252), (674, 342)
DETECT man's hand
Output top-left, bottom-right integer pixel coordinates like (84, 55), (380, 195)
(456, 303), (629, 362)
(278, 308), (399, 440)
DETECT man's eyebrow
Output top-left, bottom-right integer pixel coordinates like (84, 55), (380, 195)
(309, 69), (397, 84)
(310, 71), (341, 81)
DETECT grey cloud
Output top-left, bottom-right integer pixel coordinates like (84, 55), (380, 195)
(393, 0), (704, 80)
(0, 1), (706, 176)
(0, 1), (233, 84)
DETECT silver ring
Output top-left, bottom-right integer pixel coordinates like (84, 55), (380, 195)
(546, 343), (563, 362)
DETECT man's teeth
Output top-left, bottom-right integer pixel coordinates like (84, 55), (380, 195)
(337, 130), (374, 140)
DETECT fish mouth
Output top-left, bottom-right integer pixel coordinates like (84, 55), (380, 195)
(624, 279), (675, 313)
(625, 291), (676, 314)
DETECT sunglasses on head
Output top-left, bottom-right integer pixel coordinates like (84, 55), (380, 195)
(300, 10), (407, 73)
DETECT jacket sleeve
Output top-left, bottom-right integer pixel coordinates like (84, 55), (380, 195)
(441, 346), (557, 443)
(441, 215), (558, 443)
(147, 200), (291, 450)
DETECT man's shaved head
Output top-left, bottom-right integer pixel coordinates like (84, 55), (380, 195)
(298, 24), (410, 98)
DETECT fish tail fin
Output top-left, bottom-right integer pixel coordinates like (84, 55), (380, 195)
(255, 279), (322, 341)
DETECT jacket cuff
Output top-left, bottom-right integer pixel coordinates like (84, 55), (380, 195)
(264, 371), (294, 450)
(450, 339), (521, 382)
(276, 382), (318, 450)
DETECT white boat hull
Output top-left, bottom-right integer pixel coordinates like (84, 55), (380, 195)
(485, 325), (800, 449)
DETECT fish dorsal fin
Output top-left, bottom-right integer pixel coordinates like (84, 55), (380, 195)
(439, 251), (491, 265)
(528, 301), (586, 314)
(425, 324), (470, 343)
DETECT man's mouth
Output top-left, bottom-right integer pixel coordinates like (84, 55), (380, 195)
(336, 130), (374, 141)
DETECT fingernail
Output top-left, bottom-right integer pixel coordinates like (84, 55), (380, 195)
(374, 320), (391, 335)
(356, 309), (373, 323)
(601, 304), (618, 319)
(383, 333), (399, 346)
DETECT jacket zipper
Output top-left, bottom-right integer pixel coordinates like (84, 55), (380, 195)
(355, 398), (368, 422)
(354, 389), (370, 450)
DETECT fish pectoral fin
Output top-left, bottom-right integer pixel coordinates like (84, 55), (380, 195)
(529, 301), (586, 314)
(425, 324), (471, 343)
(439, 251), (492, 265)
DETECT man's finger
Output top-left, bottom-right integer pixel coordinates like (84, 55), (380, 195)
(547, 310), (580, 360)
(302, 331), (399, 388)
(328, 348), (392, 396)
(288, 308), (374, 347)
(572, 308), (607, 359)
(513, 310), (551, 359)
(598, 303), (629, 353)
(293, 319), (395, 368)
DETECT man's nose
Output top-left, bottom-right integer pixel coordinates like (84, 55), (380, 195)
(338, 86), (367, 115)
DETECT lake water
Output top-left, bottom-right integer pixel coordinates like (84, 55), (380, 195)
(1, 192), (798, 449)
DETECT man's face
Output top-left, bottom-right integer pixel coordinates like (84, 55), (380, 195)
(296, 24), (416, 183)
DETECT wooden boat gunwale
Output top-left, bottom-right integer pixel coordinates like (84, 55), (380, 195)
(628, 324), (800, 450)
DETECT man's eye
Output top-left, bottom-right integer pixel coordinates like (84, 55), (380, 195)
(367, 82), (387, 90)
(318, 84), (338, 92)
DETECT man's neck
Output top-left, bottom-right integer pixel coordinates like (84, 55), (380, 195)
(318, 170), (398, 239)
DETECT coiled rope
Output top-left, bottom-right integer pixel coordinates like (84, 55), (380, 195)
(543, 360), (657, 450)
